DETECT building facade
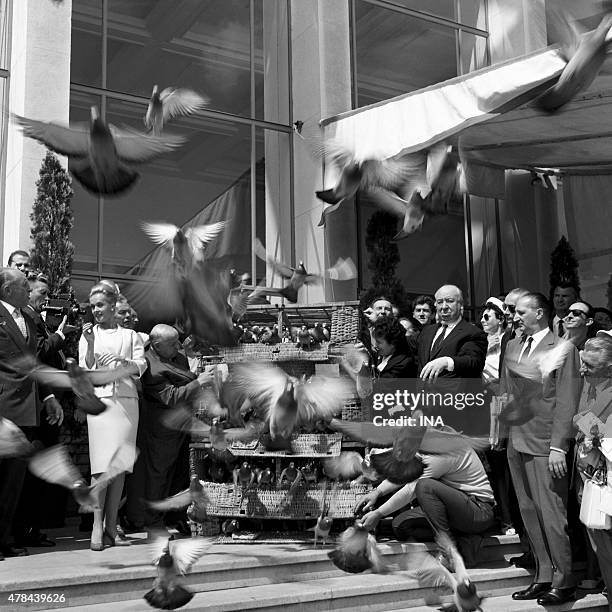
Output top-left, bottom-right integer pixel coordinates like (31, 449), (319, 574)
(1, 0), (610, 313)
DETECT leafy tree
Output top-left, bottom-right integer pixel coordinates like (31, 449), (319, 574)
(549, 235), (580, 300)
(29, 151), (75, 294)
(360, 210), (410, 315)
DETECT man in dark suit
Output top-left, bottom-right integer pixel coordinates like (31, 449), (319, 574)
(0, 268), (63, 560)
(136, 324), (213, 531)
(416, 284), (487, 432)
(501, 292), (581, 605)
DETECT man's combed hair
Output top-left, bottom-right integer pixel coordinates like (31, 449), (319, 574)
(525, 292), (552, 320)
(7, 250), (29, 266)
(372, 315), (408, 349)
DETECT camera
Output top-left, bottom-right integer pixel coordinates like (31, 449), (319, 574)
(41, 291), (90, 331)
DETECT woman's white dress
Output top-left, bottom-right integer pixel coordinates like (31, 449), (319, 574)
(78, 326), (146, 474)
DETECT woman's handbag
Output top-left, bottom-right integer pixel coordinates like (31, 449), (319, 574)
(579, 477), (612, 530)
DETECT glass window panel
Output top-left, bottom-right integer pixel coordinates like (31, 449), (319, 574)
(458, 0), (487, 30)
(355, 2), (458, 107)
(100, 97), (252, 278)
(255, 127), (291, 286)
(381, 0), (456, 22)
(459, 31), (488, 74)
(254, 0), (290, 124)
(0, 0), (10, 70)
(71, 0), (103, 87)
(71, 275), (98, 303)
(69, 90), (101, 274)
(358, 193), (467, 302)
(106, 0), (252, 118)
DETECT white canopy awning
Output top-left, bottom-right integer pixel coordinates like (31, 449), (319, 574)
(323, 45), (612, 176)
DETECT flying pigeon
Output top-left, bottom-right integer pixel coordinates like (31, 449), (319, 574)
(322, 451), (365, 481)
(328, 520), (389, 574)
(232, 362), (351, 439)
(254, 238), (356, 303)
(141, 221), (227, 270)
(144, 536), (214, 610)
(147, 475), (210, 517)
(407, 532), (484, 612)
(0, 418), (34, 458)
(538, 9), (612, 112)
(14, 106), (185, 196)
(18, 356), (133, 415)
(29, 444), (134, 510)
(144, 85), (209, 136)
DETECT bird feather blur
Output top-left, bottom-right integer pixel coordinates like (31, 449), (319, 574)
(144, 85), (209, 136)
(17, 356), (133, 415)
(14, 106), (185, 196)
(538, 7), (612, 112)
(328, 520), (389, 574)
(253, 238), (356, 303)
(144, 536), (214, 610)
(126, 220), (236, 346)
(407, 532), (484, 612)
(28, 444), (135, 511)
(0, 417), (34, 458)
(231, 362), (351, 439)
(147, 474), (209, 518)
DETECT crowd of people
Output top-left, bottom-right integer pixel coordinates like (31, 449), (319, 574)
(354, 284), (612, 606)
(2, 248), (612, 608)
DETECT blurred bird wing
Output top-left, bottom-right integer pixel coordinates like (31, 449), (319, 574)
(0, 418), (32, 458)
(171, 537), (215, 575)
(25, 366), (73, 389)
(232, 363), (288, 419)
(13, 115), (90, 156)
(323, 451), (363, 480)
(295, 376), (351, 423)
(426, 142), (453, 189)
(533, 342), (574, 379)
(325, 257), (357, 281)
(224, 422), (264, 443)
(253, 238), (295, 278)
(160, 88), (209, 121)
(141, 222), (179, 246)
(29, 445), (82, 488)
(366, 534), (389, 573)
(85, 364), (134, 386)
(185, 221), (227, 250)
(437, 531), (469, 581)
(547, 2), (583, 59)
(147, 488), (192, 511)
(161, 406), (211, 436)
(409, 551), (455, 592)
(92, 444), (139, 493)
(150, 536), (170, 566)
(361, 155), (426, 190)
(111, 126), (185, 163)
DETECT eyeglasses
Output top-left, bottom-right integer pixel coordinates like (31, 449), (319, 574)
(568, 309), (588, 318)
(482, 313), (497, 321)
(504, 304), (516, 314)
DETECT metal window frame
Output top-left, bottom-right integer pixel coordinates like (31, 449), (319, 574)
(71, 0), (293, 285)
(0, 0), (13, 260)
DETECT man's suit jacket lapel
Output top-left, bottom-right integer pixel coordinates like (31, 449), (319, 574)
(529, 330), (555, 362)
(0, 302), (29, 349)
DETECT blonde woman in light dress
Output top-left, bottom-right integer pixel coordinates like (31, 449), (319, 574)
(79, 282), (146, 550)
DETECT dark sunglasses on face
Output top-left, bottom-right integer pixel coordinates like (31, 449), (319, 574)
(505, 304), (515, 313)
(482, 313), (497, 321)
(568, 309), (587, 318)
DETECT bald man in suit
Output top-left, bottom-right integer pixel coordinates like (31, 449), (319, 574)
(501, 292), (581, 605)
(0, 268), (62, 560)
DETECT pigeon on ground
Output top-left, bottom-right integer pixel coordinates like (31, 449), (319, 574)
(144, 85), (209, 136)
(14, 106), (185, 196)
(308, 480), (333, 547)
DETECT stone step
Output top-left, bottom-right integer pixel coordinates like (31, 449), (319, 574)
(0, 535), (522, 610)
(398, 591), (610, 612)
(38, 565), (533, 612)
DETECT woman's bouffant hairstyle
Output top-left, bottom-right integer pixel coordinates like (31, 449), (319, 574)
(371, 315), (409, 350)
(89, 282), (118, 304)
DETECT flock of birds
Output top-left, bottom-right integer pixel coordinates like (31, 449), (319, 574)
(6, 6), (612, 609)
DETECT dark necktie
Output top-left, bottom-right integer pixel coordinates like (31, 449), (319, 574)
(558, 319), (564, 337)
(587, 384), (597, 402)
(430, 324), (448, 358)
(519, 336), (533, 362)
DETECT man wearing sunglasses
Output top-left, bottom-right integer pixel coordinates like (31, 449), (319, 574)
(552, 283), (580, 339)
(563, 301), (595, 350)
